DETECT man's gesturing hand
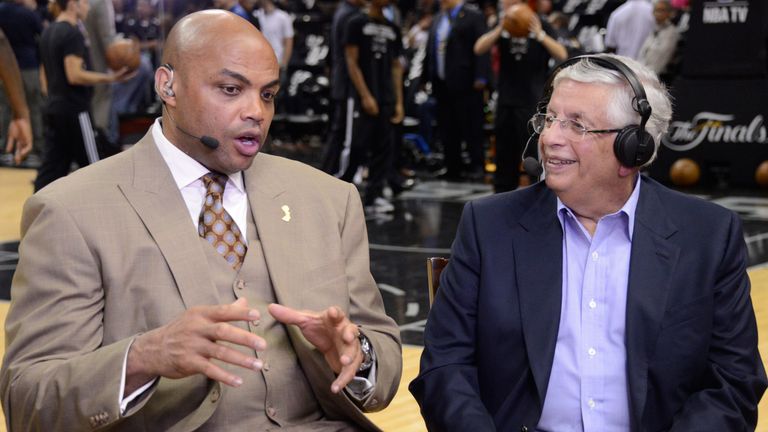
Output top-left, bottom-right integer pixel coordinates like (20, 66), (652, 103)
(268, 304), (363, 394)
(125, 298), (266, 394)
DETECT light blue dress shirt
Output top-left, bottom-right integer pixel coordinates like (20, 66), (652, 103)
(538, 175), (641, 431)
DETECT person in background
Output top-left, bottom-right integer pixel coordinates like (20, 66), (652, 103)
(638, 0), (679, 82)
(214, 0), (251, 21)
(410, 54), (766, 431)
(473, 0), (567, 193)
(604, 0), (654, 60)
(2, 10), (401, 431)
(84, 0), (120, 146)
(421, 0), (490, 181)
(321, 0), (366, 177)
(254, 0), (294, 113)
(343, 0), (405, 213)
(0, 28), (33, 166)
(34, 0), (132, 191)
(113, 0), (160, 116)
(0, 0), (43, 165)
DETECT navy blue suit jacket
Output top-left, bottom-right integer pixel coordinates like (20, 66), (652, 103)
(410, 177), (767, 431)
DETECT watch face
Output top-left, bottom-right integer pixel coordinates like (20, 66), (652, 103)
(358, 334), (374, 371)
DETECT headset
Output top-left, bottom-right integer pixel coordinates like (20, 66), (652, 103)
(156, 63), (220, 149)
(524, 55), (655, 174)
(159, 63), (176, 97)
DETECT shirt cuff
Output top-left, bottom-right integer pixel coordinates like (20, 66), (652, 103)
(119, 338), (157, 415)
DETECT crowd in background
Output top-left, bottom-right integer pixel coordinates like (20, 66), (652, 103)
(0, 0), (692, 211)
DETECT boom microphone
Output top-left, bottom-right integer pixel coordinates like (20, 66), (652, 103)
(163, 104), (220, 149)
(521, 131), (543, 178)
(175, 124), (220, 150)
(523, 156), (543, 177)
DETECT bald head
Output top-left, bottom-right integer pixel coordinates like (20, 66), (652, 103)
(162, 10), (273, 74)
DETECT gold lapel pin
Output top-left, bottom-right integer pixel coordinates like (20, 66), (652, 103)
(281, 205), (291, 222)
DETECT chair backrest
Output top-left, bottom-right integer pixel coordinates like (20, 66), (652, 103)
(426, 257), (449, 306)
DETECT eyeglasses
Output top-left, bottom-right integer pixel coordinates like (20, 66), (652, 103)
(530, 113), (624, 141)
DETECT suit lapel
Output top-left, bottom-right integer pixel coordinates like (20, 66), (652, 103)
(119, 134), (218, 308)
(243, 156), (303, 309)
(625, 178), (680, 426)
(514, 186), (563, 403)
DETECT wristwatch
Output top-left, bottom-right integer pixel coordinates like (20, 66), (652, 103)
(357, 333), (374, 372)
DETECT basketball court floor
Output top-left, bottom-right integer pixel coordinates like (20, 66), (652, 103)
(1, 165), (768, 431)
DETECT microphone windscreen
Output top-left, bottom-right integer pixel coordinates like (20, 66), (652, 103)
(200, 136), (220, 149)
(523, 157), (543, 177)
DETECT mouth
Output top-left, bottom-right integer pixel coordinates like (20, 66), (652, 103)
(233, 132), (262, 156)
(546, 157), (577, 167)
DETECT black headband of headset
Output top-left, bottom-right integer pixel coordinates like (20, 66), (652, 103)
(538, 55), (652, 132)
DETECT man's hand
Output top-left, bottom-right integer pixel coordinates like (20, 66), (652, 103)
(268, 304), (363, 394)
(125, 298), (266, 395)
(390, 103), (404, 124)
(361, 94), (380, 116)
(111, 66), (138, 83)
(5, 117), (32, 165)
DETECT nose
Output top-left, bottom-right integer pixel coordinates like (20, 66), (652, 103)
(241, 92), (267, 125)
(539, 118), (567, 146)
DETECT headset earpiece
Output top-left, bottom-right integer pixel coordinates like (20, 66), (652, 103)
(158, 63), (175, 99)
(614, 126), (655, 167)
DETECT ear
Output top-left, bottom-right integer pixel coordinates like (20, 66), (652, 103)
(154, 65), (176, 107)
(618, 164), (638, 178)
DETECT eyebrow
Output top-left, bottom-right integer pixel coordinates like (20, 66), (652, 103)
(219, 68), (280, 90)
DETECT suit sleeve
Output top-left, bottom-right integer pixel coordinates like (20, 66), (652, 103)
(340, 183), (403, 412)
(0, 194), (138, 431)
(471, 13), (491, 84)
(409, 202), (497, 431)
(669, 212), (767, 430)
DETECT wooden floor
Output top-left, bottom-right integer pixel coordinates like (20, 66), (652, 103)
(1, 167), (768, 431)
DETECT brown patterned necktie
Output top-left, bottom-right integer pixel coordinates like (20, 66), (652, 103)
(198, 172), (247, 269)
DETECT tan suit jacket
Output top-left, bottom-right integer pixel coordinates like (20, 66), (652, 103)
(0, 132), (402, 431)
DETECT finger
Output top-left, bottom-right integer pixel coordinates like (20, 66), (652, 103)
(203, 340), (264, 373)
(342, 323), (358, 344)
(203, 300), (260, 323)
(5, 135), (12, 154)
(204, 321), (267, 351)
(268, 303), (312, 326)
(331, 355), (362, 394)
(185, 354), (246, 387)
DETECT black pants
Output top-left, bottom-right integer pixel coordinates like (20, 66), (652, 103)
(433, 80), (485, 177)
(35, 110), (99, 192)
(494, 105), (536, 192)
(340, 103), (395, 205)
(321, 97), (353, 176)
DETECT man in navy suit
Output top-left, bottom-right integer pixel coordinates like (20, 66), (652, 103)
(410, 54), (767, 431)
(422, 0), (490, 180)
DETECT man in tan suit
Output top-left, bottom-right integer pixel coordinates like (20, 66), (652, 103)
(0, 10), (402, 431)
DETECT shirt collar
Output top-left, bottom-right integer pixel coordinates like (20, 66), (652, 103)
(556, 174), (642, 240)
(151, 118), (245, 193)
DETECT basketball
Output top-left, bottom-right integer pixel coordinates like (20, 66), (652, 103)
(756, 161), (768, 188)
(669, 158), (700, 187)
(105, 38), (140, 71)
(503, 4), (536, 38)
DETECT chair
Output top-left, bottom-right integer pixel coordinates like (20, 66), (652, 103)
(426, 257), (449, 306)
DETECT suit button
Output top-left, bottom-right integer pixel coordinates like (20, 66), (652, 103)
(262, 361), (270, 372)
(521, 426), (528, 432)
(210, 388), (220, 403)
(267, 405), (277, 417)
(234, 279), (246, 290)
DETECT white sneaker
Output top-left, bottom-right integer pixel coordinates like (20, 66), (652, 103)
(365, 197), (394, 213)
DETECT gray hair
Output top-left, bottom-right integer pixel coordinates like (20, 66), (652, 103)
(551, 54), (673, 166)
